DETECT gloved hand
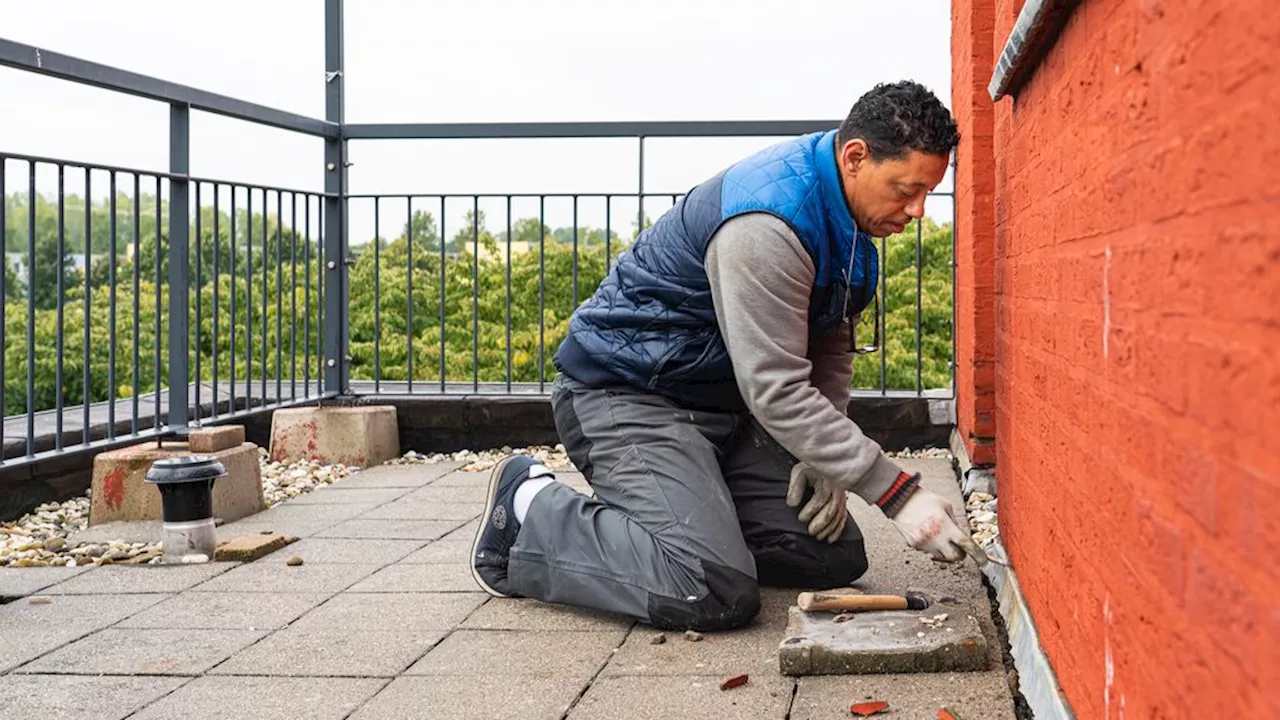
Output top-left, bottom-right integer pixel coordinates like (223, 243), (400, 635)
(786, 463), (848, 543)
(890, 486), (983, 562)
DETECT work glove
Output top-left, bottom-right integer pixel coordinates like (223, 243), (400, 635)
(890, 486), (983, 562)
(786, 463), (848, 543)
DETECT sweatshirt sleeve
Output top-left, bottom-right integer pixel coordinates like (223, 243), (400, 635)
(704, 213), (902, 505)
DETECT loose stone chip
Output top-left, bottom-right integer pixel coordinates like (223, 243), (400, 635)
(286, 555), (304, 566)
(683, 630), (704, 642)
(719, 674), (749, 691)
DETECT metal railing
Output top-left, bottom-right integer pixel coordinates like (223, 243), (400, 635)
(0, 0), (955, 471)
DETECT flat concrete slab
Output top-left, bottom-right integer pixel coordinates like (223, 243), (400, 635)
(15, 627), (267, 675)
(314, 518), (464, 540)
(406, 628), (627, 678)
(281, 537), (426, 564)
(285, 486), (414, 505)
(347, 563), (478, 592)
(790, 674), (1019, 719)
(349, 675), (591, 720)
(397, 539), (471, 563)
(189, 561), (377, 594)
(359, 500), (481, 521)
(0, 675), (187, 720)
(0, 565), (90, 598)
(211, 627), (447, 677)
(115, 591), (332, 630)
(0, 592), (169, 634)
(42, 562), (236, 595)
(568, 674), (796, 720)
(128, 676), (387, 720)
(0, 625), (97, 674)
(460, 598), (635, 632)
(289, 592), (489, 632)
(402, 484), (490, 503)
(778, 605), (988, 675)
(325, 462), (461, 489)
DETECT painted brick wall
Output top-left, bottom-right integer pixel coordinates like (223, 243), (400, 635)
(954, 0), (1280, 717)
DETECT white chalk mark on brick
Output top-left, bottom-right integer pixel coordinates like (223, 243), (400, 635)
(1103, 246), (1112, 360)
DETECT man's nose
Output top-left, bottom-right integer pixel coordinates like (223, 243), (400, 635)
(905, 197), (925, 219)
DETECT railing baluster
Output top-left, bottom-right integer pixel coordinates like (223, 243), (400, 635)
(472, 195), (479, 392)
(168, 104), (190, 432)
(605, 195), (611, 274)
(82, 168), (90, 444)
(276, 189), (283, 404)
(128, 173), (136, 435)
(373, 196), (380, 392)
(194, 182), (203, 426)
(154, 175), (162, 432)
(538, 195), (545, 391)
(438, 196), (445, 393)
(213, 184), (220, 418)
(407, 196), (414, 392)
(505, 195), (512, 393)
(0, 157), (6, 457)
(290, 191), (297, 401)
(55, 165), (65, 450)
(246, 187), (253, 407)
(916, 218), (923, 395)
(261, 188), (268, 404)
(25, 161), (35, 457)
(229, 187), (237, 413)
(879, 233), (887, 394)
(303, 194), (311, 396)
(572, 195), (579, 310)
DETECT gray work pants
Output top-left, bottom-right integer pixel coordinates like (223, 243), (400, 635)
(506, 374), (869, 632)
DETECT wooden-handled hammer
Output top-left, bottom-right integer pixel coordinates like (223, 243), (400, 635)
(796, 590), (931, 613)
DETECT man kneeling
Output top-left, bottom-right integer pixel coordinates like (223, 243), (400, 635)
(471, 81), (978, 632)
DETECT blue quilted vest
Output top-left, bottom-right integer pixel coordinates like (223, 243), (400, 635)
(553, 129), (879, 410)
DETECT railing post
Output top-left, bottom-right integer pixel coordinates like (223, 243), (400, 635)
(168, 103), (191, 430)
(324, 0), (348, 395)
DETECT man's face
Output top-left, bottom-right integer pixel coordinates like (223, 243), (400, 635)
(837, 140), (950, 237)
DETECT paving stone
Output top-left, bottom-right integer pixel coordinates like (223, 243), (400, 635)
(0, 565), (91, 598)
(213, 532), (298, 562)
(314, 518), (463, 540)
(247, 502), (379, 525)
(335, 463), (461, 489)
(359, 500), (482, 521)
(212, 518), (335, 538)
(212, 627), (446, 677)
(407, 629), (626, 678)
(279, 537), (425, 564)
(347, 563), (478, 592)
(398, 539), (471, 564)
(778, 605), (988, 675)
(440, 518), (481, 541)
(290, 592), (488, 631)
(0, 675), (188, 720)
(350, 675), (588, 720)
(283, 486), (414, 505)
(0, 592), (169, 634)
(0, 625), (96, 674)
(16, 627), (267, 675)
(789, 673), (1017, 720)
(461, 597), (635, 632)
(402, 484), (489, 504)
(116, 591), (332, 630)
(41, 562), (236, 595)
(428, 470), (491, 487)
(567, 674), (795, 720)
(189, 561), (376, 594)
(128, 676), (387, 720)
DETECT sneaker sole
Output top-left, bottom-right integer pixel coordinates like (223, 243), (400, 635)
(469, 455), (517, 598)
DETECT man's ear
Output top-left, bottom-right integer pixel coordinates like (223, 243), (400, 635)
(839, 138), (870, 177)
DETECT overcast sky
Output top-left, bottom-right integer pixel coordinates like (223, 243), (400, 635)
(1, 0), (953, 242)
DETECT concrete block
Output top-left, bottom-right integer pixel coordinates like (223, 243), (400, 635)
(778, 606), (988, 676)
(268, 406), (399, 467)
(189, 425), (245, 453)
(88, 441), (265, 526)
(0, 675), (186, 720)
(212, 627), (446, 677)
(568, 675), (795, 720)
(214, 533), (299, 562)
(128, 677), (385, 720)
(15, 627), (267, 676)
(349, 676), (589, 720)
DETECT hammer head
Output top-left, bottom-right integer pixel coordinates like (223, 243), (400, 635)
(905, 586), (959, 606)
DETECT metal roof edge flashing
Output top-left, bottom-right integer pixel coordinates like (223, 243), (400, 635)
(989, 0), (1082, 101)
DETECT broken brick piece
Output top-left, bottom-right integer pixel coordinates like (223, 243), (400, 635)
(188, 426), (246, 453)
(849, 700), (890, 716)
(214, 533), (298, 562)
(938, 708), (961, 720)
(719, 674), (749, 691)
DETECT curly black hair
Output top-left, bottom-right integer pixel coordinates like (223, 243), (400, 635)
(837, 81), (959, 161)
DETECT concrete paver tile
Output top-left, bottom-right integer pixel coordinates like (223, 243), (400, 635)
(243, 503), (379, 525)
(568, 674), (795, 720)
(278, 537), (426, 564)
(347, 563), (478, 592)
(334, 463), (461, 488)
(290, 592), (488, 631)
(41, 563), (236, 595)
(406, 628), (627, 678)
(426, 470), (491, 487)
(116, 591), (332, 630)
(14, 627), (267, 676)
(401, 484), (489, 504)
(397, 539), (470, 564)
(440, 519), (481, 541)
(128, 676), (387, 720)
(0, 592), (169, 633)
(460, 597), (635, 632)
(213, 519), (334, 538)
(0, 626), (96, 674)
(314, 518), (462, 540)
(282, 487), (413, 505)
(0, 566), (91, 598)
(350, 675), (589, 720)
(0, 675), (187, 720)
(189, 562), (377, 594)
(789, 673), (1017, 720)
(212, 627), (447, 677)
(359, 501), (481, 521)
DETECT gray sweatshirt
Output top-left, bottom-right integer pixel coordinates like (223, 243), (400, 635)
(704, 212), (902, 505)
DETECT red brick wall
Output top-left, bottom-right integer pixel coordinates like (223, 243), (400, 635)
(953, 0), (1280, 717)
(951, 0), (997, 466)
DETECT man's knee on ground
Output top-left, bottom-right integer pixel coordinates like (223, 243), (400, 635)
(753, 529), (869, 589)
(646, 562), (761, 632)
